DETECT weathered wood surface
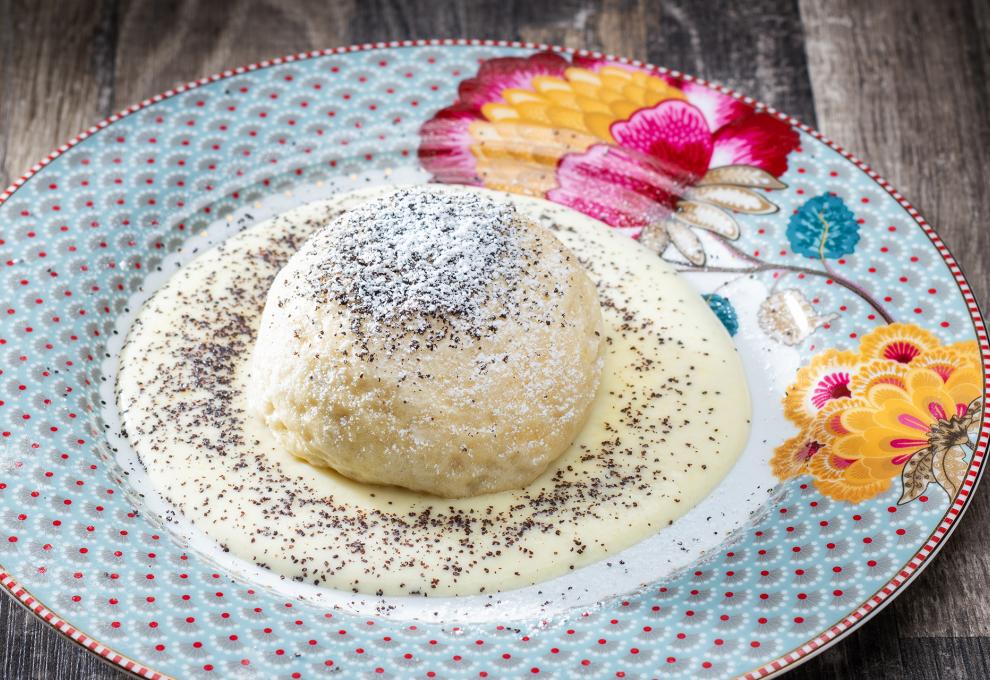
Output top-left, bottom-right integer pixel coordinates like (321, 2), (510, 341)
(1, 0), (987, 677)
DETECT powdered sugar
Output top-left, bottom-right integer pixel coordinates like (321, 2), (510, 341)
(306, 187), (523, 338)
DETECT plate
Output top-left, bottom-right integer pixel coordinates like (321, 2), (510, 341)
(0, 39), (986, 679)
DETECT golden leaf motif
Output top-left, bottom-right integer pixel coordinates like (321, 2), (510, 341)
(698, 164), (788, 190)
(687, 185), (778, 214)
(932, 443), (969, 499)
(965, 398), (983, 441)
(639, 221), (671, 255)
(897, 447), (935, 505)
(673, 200), (741, 239)
(666, 220), (706, 265)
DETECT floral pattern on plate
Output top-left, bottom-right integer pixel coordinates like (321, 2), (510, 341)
(419, 51), (800, 266)
(418, 49), (987, 510)
(774, 325), (982, 503)
(0, 41), (985, 680)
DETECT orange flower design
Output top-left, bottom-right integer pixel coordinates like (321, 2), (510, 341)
(772, 429), (822, 480)
(808, 451), (892, 503)
(835, 372), (959, 461)
(782, 349), (859, 427)
(857, 323), (939, 364)
(916, 344), (982, 398)
(771, 325), (983, 504)
(848, 358), (908, 395)
(772, 397), (851, 477)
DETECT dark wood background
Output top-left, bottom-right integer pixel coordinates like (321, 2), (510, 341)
(1, 0), (988, 677)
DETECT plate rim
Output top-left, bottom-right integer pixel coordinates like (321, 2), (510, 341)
(0, 37), (986, 680)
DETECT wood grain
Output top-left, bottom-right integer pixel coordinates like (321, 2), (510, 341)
(789, 0), (990, 675)
(1, 0), (988, 677)
(0, 0), (117, 187)
(640, 0), (817, 125)
(111, 0), (357, 112)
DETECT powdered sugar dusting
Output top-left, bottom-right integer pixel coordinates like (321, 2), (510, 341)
(307, 187), (522, 339)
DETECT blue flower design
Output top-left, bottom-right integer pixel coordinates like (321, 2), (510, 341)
(786, 194), (860, 259)
(703, 293), (739, 336)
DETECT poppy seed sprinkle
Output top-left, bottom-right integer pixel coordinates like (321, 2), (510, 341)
(115, 188), (750, 597)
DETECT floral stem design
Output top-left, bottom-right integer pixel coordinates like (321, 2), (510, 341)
(683, 234), (896, 324)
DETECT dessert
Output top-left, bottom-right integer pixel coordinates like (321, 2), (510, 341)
(249, 189), (604, 497)
(116, 185), (751, 596)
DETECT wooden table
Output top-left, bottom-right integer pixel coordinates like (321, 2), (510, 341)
(1, 0), (987, 677)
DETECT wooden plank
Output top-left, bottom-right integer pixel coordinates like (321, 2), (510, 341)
(799, 0), (990, 649)
(896, 638), (990, 680)
(111, 0), (356, 110)
(795, 629), (990, 679)
(0, 0), (117, 187)
(639, 0), (818, 125)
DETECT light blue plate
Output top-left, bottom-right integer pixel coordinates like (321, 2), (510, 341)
(0, 40), (985, 679)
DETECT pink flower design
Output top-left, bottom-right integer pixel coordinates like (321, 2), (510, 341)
(419, 52), (800, 264)
(811, 371), (853, 409)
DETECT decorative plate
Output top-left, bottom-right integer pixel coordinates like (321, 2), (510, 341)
(0, 40), (986, 679)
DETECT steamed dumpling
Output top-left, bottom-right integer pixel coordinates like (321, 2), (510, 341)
(249, 186), (604, 497)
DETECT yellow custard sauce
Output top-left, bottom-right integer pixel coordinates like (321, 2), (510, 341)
(116, 186), (751, 597)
